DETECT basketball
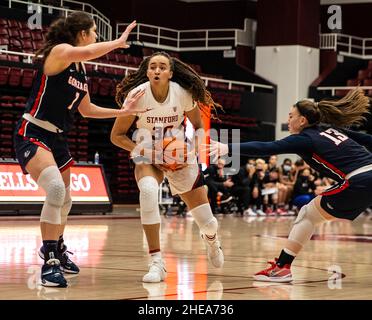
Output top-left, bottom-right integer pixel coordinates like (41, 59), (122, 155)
(162, 137), (190, 171)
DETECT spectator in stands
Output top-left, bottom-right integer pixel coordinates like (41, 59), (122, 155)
(292, 167), (316, 209)
(262, 167), (280, 215)
(111, 51), (224, 284)
(249, 158), (267, 216)
(208, 88), (372, 282)
(278, 158), (296, 211)
(231, 159), (254, 214)
(204, 158), (234, 214)
(13, 13), (142, 288)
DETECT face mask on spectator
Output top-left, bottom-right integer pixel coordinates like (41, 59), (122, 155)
(283, 165), (292, 172)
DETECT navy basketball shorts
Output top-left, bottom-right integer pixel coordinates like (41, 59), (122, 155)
(320, 170), (372, 220)
(14, 121), (74, 175)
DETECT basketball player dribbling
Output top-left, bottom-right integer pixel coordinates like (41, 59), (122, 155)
(111, 51), (224, 283)
(13, 13), (146, 287)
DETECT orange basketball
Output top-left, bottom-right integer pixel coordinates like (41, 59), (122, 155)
(162, 137), (189, 171)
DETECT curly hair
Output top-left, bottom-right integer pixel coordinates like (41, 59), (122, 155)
(115, 51), (222, 117)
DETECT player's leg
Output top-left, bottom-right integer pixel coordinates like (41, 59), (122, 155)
(135, 164), (165, 283)
(254, 196), (334, 282)
(26, 147), (67, 287)
(39, 168), (79, 274)
(179, 185), (224, 268)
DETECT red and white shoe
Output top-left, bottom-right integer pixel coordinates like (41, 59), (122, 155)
(253, 259), (293, 283)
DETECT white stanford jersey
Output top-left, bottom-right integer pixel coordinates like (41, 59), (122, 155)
(126, 81), (196, 137)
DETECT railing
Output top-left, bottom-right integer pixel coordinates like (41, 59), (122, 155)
(0, 49), (274, 92)
(317, 86), (372, 96)
(7, 0), (112, 41)
(116, 19), (256, 52)
(320, 33), (372, 59)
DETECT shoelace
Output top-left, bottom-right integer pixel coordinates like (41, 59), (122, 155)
(59, 250), (74, 262)
(264, 261), (277, 272)
(46, 258), (61, 266)
(148, 261), (166, 273)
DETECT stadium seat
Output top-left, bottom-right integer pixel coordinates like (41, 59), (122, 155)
(9, 68), (23, 87)
(98, 78), (113, 96)
(21, 40), (34, 53)
(22, 69), (36, 88)
(346, 79), (359, 86)
(9, 38), (22, 51)
(0, 66), (10, 86)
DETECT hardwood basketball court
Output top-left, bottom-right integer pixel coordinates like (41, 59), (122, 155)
(0, 208), (371, 300)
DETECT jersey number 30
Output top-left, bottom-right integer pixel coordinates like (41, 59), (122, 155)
(320, 128), (348, 146)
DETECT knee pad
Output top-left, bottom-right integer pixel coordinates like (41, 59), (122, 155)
(37, 166), (65, 225)
(288, 198), (327, 247)
(191, 203), (218, 235)
(138, 176), (160, 225)
(60, 186), (72, 225)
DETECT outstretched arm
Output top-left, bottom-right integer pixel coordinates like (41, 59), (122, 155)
(206, 134), (312, 160)
(78, 89), (147, 118)
(231, 135), (312, 156)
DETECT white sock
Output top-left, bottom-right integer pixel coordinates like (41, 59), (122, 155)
(150, 251), (162, 261)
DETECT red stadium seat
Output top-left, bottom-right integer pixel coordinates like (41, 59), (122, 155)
(21, 40), (34, 53)
(8, 55), (20, 62)
(0, 27), (8, 37)
(13, 96), (27, 108)
(8, 29), (20, 38)
(346, 79), (359, 86)
(19, 30), (32, 39)
(0, 38), (10, 46)
(357, 69), (370, 81)
(0, 18), (8, 27)
(9, 67), (23, 87)
(22, 69), (36, 88)
(7, 19), (19, 29)
(0, 66), (9, 86)
(334, 89), (350, 97)
(98, 78), (113, 96)
(31, 30), (43, 41)
(9, 38), (22, 51)
(32, 40), (44, 51)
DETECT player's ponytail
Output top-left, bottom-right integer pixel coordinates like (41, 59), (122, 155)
(295, 88), (370, 127)
(34, 11), (94, 63)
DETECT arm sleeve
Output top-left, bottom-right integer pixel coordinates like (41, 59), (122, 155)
(229, 134), (312, 157)
(340, 128), (372, 152)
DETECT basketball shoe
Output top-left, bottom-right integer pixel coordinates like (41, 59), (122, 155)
(201, 234), (224, 268)
(253, 259), (293, 283)
(39, 244), (80, 274)
(142, 259), (167, 283)
(41, 258), (67, 288)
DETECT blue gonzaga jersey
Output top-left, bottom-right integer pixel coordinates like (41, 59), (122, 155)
(232, 126), (372, 183)
(19, 62), (88, 134)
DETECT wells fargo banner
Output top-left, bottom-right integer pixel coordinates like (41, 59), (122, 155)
(0, 163), (110, 203)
